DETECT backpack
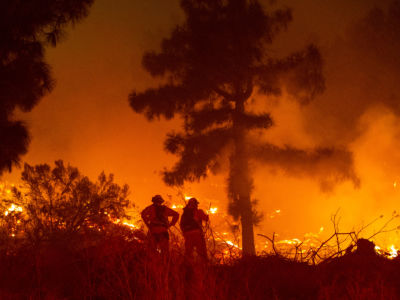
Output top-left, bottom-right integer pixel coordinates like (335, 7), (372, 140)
(180, 207), (201, 232)
(150, 205), (168, 227)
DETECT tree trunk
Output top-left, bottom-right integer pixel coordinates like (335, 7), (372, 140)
(240, 194), (256, 255)
(229, 96), (256, 255)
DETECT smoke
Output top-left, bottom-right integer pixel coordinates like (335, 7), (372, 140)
(249, 1), (400, 241)
(304, 0), (400, 146)
(255, 0), (400, 190)
(250, 143), (359, 192)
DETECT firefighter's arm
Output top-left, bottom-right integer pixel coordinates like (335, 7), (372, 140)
(141, 207), (151, 227)
(198, 209), (209, 222)
(166, 207), (179, 227)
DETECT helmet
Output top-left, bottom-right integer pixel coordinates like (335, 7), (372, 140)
(188, 197), (199, 206)
(152, 194), (164, 204)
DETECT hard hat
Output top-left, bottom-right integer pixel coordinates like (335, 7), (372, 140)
(152, 194), (164, 204)
(188, 197), (199, 205)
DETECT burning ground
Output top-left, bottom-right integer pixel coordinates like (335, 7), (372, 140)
(2, 178), (400, 299)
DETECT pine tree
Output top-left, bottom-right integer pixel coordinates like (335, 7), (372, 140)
(0, 0), (94, 174)
(130, 0), (357, 254)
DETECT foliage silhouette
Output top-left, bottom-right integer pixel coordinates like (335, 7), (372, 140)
(1, 160), (131, 244)
(0, 0), (94, 174)
(130, 0), (357, 254)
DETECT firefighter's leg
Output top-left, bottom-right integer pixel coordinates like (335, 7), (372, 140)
(158, 232), (170, 256)
(195, 232), (208, 262)
(184, 232), (195, 260)
(148, 232), (158, 254)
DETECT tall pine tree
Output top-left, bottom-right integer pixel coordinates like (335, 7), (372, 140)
(130, 0), (357, 254)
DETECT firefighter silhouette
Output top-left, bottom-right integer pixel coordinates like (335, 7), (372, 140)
(180, 197), (209, 261)
(141, 195), (179, 255)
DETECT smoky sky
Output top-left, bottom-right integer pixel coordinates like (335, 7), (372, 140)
(302, 0), (400, 145)
(5, 0), (400, 242)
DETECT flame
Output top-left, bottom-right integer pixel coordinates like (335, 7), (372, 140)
(4, 204), (23, 216)
(1, 184), (400, 262)
(269, 208), (282, 219)
(171, 204), (184, 209)
(122, 221), (137, 229)
(111, 218), (138, 229)
(225, 240), (239, 248)
(388, 245), (398, 258)
(277, 238), (302, 245)
(209, 207), (218, 214)
(375, 244), (399, 258)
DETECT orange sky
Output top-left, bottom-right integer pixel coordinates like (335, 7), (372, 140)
(5, 0), (400, 248)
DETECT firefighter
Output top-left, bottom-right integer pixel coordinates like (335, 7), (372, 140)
(180, 197), (209, 261)
(141, 194), (179, 255)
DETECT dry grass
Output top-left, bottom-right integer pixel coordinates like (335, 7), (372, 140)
(1, 227), (400, 299)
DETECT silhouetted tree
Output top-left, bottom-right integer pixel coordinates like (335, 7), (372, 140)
(0, 0), (94, 174)
(5, 160), (131, 244)
(130, 0), (356, 255)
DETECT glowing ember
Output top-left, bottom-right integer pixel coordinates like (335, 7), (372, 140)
(4, 204), (23, 216)
(225, 240), (240, 248)
(122, 221), (137, 229)
(209, 207), (218, 214)
(389, 245), (398, 258)
(111, 217), (138, 229)
(269, 209), (282, 219)
(375, 245), (399, 258)
(277, 238), (302, 245)
(171, 204), (184, 209)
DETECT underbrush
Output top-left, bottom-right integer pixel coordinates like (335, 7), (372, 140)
(1, 227), (400, 299)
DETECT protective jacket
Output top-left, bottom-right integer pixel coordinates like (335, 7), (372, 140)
(180, 206), (209, 233)
(181, 205), (209, 261)
(141, 204), (179, 233)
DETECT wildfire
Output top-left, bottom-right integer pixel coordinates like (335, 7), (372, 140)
(269, 208), (282, 219)
(225, 240), (239, 248)
(277, 238), (302, 245)
(111, 218), (138, 229)
(2, 184), (400, 262)
(388, 245), (399, 258)
(4, 204), (23, 216)
(375, 245), (398, 258)
(172, 204), (184, 209)
(122, 221), (137, 229)
(208, 207), (218, 214)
